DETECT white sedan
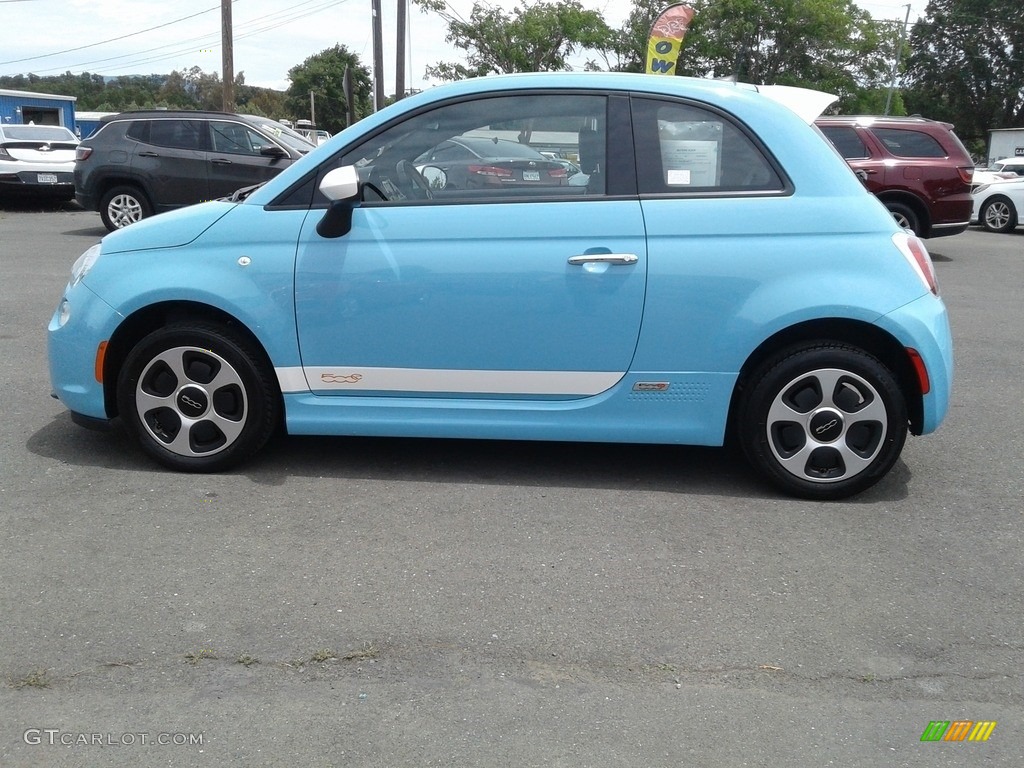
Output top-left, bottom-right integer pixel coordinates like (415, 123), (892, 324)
(0, 124), (79, 200)
(971, 167), (1016, 190)
(973, 177), (1024, 233)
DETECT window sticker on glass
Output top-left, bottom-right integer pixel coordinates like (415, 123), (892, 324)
(667, 169), (691, 185)
(659, 120), (722, 186)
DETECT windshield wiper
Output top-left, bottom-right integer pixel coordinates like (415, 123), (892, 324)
(224, 182), (266, 202)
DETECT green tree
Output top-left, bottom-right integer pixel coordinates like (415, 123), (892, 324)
(1, 68), (285, 114)
(238, 82), (288, 118)
(414, 0), (612, 80)
(611, 0), (895, 113)
(903, 0), (1024, 150)
(285, 45), (372, 132)
(606, 0), (662, 73)
(156, 70), (193, 108)
(692, 0), (891, 109)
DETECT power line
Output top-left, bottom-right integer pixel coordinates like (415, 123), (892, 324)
(1, 0), (353, 77)
(0, 4), (222, 66)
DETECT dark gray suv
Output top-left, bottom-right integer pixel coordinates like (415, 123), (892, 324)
(74, 111), (315, 230)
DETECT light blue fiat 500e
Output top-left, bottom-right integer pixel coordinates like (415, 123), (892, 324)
(48, 73), (953, 499)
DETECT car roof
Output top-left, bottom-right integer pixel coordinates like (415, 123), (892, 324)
(393, 72), (836, 124)
(100, 109), (249, 123)
(815, 115), (956, 130)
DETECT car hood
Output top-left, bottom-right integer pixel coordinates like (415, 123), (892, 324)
(99, 201), (237, 254)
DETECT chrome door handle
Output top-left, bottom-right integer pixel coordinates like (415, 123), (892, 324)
(567, 253), (638, 265)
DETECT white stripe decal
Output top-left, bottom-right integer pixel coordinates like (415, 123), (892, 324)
(276, 366), (623, 396)
(276, 366), (308, 393)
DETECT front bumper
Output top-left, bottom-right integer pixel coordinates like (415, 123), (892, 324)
(48, 281), (123, 421)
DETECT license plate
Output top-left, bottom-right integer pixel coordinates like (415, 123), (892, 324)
(37, 173), (59, 184)
(523, 171), (540, 182)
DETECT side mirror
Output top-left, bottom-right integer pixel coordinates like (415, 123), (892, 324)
(316, 166), (361, 239)
(420, 166), (448, 190)
(259, 144), (288, 159)
(320, 166), (360, 201)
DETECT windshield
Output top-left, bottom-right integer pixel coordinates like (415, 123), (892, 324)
(242, 117), (317, 153)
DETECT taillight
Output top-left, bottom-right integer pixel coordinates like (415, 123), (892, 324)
(468, 165), (512, 178)
(892, 231), (938, 295)
(548, 168), (567, 179)
(957, 166), (973, 184)
(75, 146), (93, 161)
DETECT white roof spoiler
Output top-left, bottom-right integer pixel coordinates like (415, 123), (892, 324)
(755, 85), (838, 123)
(734, 83), (838, 124)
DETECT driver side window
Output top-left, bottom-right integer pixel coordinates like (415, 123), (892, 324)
(328, 93), (607, 205)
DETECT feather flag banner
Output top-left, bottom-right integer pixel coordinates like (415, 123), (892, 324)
(645, 4), (696, 76)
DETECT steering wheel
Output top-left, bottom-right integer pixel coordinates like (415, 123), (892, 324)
(396, 159), (433, 200)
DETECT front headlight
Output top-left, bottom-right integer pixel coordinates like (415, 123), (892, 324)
(70, 244), (102, 287)
(973, 183), (990, 195)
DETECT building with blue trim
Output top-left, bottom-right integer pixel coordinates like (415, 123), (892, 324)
(1, 89), (76, 130)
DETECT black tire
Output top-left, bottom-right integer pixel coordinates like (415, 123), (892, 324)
(100, 185), (152, 231)
(116, 323), (279, 472)
(737, 343), (908, 500)
(885, 201), (921, 236)
(980, 196), (1017, 233)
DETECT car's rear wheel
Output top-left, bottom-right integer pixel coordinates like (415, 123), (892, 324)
(737, 343), (908, 500)
(116, 324), (279, 472)
(100, 185), (152, 231)
(886, 201), (920, 235)
(980, 196), (1017, 233)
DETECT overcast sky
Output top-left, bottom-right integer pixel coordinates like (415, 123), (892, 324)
(1, 0), (923, 96)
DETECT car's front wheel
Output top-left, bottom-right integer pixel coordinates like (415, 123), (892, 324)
(737, 343), (908, 500)
(116, 324), (279, 472)
(980, 196), (1017, 233)
(100, 185), (152, 231)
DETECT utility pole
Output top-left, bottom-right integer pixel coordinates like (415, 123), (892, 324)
(371, 0), (385, 110)
(221, 0), (234, 112)
(310, 91), (316, 126)
(884, 4), (911, 116)
(395, 0), (407, 101)
(343, 66), (355, 128)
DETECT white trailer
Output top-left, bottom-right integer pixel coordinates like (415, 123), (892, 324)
(987, 128), (1024, 166)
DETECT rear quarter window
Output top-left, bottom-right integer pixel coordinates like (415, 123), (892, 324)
(632, 98), (784, 194)
(872, 128), (946, 158)
(819, 125), (869, 159)
(124, 121), (149, 142)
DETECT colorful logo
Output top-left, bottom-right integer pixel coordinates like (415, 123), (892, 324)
(920, 721), (997, 742)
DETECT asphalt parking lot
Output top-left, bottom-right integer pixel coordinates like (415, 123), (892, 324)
(2, 200), (1023, 766)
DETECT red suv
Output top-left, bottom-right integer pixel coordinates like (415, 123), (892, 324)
(816, 116), (974, 239)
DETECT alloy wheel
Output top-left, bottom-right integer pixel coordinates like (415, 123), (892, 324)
(765, 367), (888, 485)
(134, 346), (249, 458)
